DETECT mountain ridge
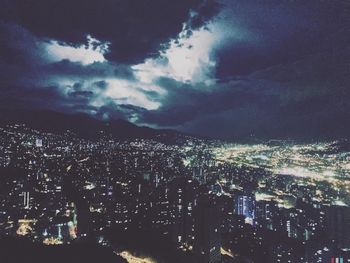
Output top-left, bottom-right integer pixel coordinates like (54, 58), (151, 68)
(0, 109), (186, 141)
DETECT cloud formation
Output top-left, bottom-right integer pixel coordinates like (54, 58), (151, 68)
(1, 0), (220, 63)
(0, 0), (349, 140)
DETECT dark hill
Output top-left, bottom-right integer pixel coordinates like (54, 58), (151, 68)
(0, 109), (184, 141)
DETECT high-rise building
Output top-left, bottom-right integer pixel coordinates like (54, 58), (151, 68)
(326, 205), (350, 249)
(35, 138), (43, 147)
(169, 178), (198, 247)
(76, 202), (91, 238)
(193, 195), (221, 263)
(22, 191), (30, 209)
(192, 167), (207, 185)
(234, 194), (256, 225)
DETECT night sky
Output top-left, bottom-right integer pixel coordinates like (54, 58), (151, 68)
(0, 0), (349, 140)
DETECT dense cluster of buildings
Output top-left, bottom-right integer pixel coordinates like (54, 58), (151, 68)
(0, 124), (349, 262)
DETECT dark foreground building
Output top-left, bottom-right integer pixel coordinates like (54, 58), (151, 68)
(326, 205), (350, 249)
(193, 194), (221, 263)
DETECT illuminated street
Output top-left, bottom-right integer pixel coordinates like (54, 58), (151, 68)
(116, 251), (157, 263)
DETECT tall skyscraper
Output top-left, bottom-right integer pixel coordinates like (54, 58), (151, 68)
(193, 195), (221, 263)
(326, 205), (350, 249)
(169, 178), (198, 247)
(22, 191), (30, 209)
(234, 194), (256, 225)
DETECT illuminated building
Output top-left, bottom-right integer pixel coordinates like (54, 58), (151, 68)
(234, 194), (256, 225)
(21, 191), (30, 209)
(35, 138), (43, 147)
(169, 178), (198, 246)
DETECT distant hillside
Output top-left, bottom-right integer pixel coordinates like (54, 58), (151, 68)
(0, 109), (186, 142)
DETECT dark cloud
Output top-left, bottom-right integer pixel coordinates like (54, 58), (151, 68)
(0, 24), (140, 119)
(215, 0), (350, 77)
(68, 90), (94, 99)
(0, 22), (47, 89)
(0, 82), (132, 119)
(0, 22), (137, 119)
(138, 77), (278, 127)
(0, 85), (65, 111)
(1, 0), (221, 64)
(0, 22), (43, 66)
(93, 81), (108, 90)
(94, 102), (139, 121)
(137, 48), (350, 140)
(44, 60), (136, 79)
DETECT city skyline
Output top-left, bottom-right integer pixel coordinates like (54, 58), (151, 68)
(0, 123), (349, 263)
(0, 1), (350, 263)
